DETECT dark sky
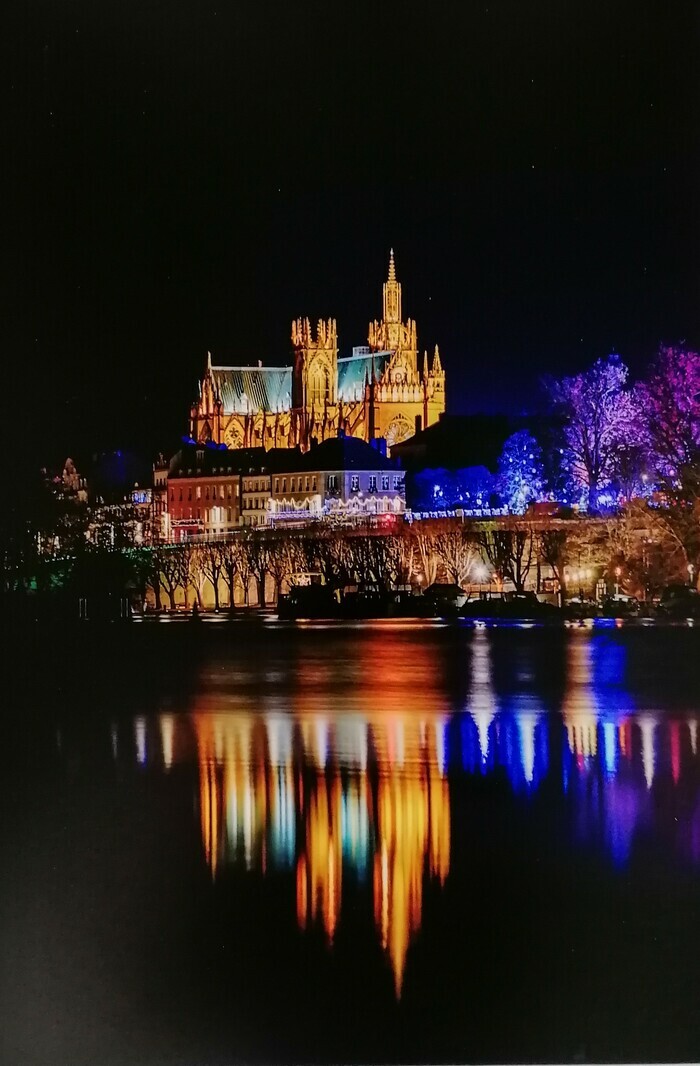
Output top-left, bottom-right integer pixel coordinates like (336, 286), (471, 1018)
(5, 0), (699, 463)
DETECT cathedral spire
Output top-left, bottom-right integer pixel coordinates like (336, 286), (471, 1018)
(432, 344), (443, 374)
(388, 248), (396, 283)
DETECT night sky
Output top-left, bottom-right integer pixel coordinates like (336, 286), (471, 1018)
(6, 0), (699, 465)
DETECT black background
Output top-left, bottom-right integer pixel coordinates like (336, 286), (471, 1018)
(5, 0), (699, 464)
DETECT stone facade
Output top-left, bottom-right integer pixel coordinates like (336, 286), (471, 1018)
(189, 251), (446, 453)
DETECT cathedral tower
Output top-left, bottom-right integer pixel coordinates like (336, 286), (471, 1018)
(291, 317), (339, 410)
(368, 250), (418, 376)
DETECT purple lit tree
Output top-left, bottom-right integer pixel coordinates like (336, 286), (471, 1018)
(546, 354), (642, 513)
(496, 431), (545, 513)
(638, 345), (700, 583)
(639, 345), (700, 490)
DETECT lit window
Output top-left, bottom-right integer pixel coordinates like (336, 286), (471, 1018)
(220, 486), (225, 500)
(327, 474), (337, 491)
(197, 486), (202, 500)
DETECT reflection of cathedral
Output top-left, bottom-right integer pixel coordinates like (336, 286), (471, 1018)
(188, 709), (451, 998)
(189, 251), (446, 452)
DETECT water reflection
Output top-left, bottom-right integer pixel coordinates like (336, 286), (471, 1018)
(187, 710), (450, 995)
(112, 630), (700, 998)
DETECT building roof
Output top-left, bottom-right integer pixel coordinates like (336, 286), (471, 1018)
(209, 350), (395, 414)
(211, 366), (292, 414)
(296, 435), (399, 472)
(337, 351), (392, 402)
(168, 444), (299, 478)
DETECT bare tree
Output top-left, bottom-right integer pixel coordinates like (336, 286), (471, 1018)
(350, 534), (401, 592)
(305, 529), (356, 591)
(220, 537), (242, 608)
(538, 527), (569, 601)
(267, 531), (305, 602)
(432, 523), (479, 586)
(198, 540), (226, 611)
(159, 545), (185, 609)
(412, 525), (439, 587)
(478, 524), (536, 593)
(241, 533), (271, 606)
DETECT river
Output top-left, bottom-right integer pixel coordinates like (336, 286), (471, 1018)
(3, 621), (700, 1063)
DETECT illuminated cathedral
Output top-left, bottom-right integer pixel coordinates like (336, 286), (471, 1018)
(189, 251), (446, 452)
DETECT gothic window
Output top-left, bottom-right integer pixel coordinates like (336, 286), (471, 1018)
(351, 475), (360, 492)
(382, 475), (390, 491)
(369, 475), (377, 492)
(309, 363), (329, 407)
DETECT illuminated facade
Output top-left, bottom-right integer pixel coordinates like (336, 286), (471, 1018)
(189, 251), (446, 453)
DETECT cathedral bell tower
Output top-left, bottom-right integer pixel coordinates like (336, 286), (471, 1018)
(368, 250), (418, 377)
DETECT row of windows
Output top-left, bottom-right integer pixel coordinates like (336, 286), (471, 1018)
(175, 507), (235, 523)
(331, 474), (403, 492)
(170, 484), (234, 503)
(242, 479), (268, 492)
(169, 473), (403, 504)
(273, 476), (318, 494)
(243, 498), (267, 511)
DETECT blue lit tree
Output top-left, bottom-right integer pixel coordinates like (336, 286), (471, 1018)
(496, 431), (545, 513)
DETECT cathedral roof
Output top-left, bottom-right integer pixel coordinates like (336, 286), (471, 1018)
(337, 351), (392, 401)
(211, 366), (292, 414)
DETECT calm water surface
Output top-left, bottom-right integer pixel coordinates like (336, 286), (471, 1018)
(3, 622), (700, 1064)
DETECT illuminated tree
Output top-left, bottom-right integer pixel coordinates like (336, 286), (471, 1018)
(546, 354), (641, 513)
(496, 431), (545, 513)
(411, 525), (439, 586)
(640, 345), (700, 484)
(432, 523), (480, 586)
(638, 346), (700, 583)
(197, 541), (226, 610)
